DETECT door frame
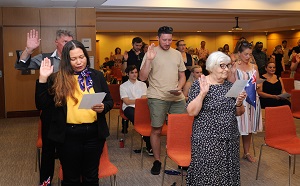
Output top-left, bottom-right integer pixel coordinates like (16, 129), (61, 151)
(0, 27), (6, 118)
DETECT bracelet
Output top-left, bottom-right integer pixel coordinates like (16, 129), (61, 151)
(236, 103), (243, 107)
(25, 47), (33, 55)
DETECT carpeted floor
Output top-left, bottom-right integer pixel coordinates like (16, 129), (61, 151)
(0, 109), (299, 186)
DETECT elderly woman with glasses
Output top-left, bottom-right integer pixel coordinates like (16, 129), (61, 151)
(186, 51), (246, 185)
(229, 40), (263, 163)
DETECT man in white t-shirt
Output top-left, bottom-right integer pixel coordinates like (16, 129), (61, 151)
(139, 26), (187, 175)
(119, 65), (152, 154)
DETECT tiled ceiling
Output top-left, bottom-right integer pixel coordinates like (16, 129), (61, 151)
(1, 0), (300, 33)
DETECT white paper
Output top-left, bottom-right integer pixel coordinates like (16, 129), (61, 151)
(225, 80), (248, 97)
(257, 79), (265, 84)
(278, 93), (291, 99)
(78, 92), (107, 109)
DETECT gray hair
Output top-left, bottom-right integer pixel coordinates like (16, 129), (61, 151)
(56, 29), (74, 39)
(205, 51), (231, 72)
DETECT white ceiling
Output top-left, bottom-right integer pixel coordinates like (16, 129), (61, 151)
(1, 0), (300, 33)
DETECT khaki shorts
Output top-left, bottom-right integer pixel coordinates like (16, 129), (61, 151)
(148, 98), (186, 128)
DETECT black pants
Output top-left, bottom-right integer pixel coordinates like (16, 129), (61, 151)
(124, 106), (151, 149)
(57, 122), (105, 186)
(40, 121), (56, 184)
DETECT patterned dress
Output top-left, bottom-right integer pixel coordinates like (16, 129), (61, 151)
(186, 80), (240, 186)
(236, 69), (263, 135)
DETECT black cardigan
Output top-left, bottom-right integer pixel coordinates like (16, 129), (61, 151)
(35, 68), (113, 143)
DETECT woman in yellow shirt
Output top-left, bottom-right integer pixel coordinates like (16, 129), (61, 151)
(36, 40), (113, 186)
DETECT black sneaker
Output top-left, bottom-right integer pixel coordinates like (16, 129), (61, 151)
(146, 148), (153, 156)
(151, 160), (161, 175)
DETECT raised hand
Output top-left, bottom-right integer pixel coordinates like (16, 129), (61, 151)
(146, 43), (157, 61)
(198, 75), (209, 96)
(39, 58), (53, 83)
(26, 29), (41, 53)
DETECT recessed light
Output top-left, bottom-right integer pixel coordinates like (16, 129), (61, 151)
(291, 28), (295, 30)
(197, 31), (201, 32)
(129, 30), (134, 32)
(228, 31), (232, 32)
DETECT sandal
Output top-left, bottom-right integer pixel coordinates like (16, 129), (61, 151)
(243, 153), (256, 163)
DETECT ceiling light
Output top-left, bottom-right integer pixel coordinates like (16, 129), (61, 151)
(291, 28), (295, 30)
(197, 31), (201, 32)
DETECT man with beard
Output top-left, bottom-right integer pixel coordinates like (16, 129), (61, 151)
(139, 26), (186, 175)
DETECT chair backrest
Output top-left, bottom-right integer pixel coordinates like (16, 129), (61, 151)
(108, 84), (121, 108)
(281, 71), (291, 78)
(281, 78), (294, 94)
(167, 114), (194, 152)
(265, 105), (297, 144)
(291, 89), (300, 114)
(134, 98), (151, 128)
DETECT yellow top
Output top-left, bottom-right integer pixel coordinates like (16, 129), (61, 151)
(66, 75), (97, 124)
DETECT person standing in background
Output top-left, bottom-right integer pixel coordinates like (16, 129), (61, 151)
(282, 40), (291, 69)
(252, 41), (268, 76)
(197, 41), (209, 65)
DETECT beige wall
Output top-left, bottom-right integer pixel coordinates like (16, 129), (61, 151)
(97, 32), (268, 66)
(1, 7), (96, 114)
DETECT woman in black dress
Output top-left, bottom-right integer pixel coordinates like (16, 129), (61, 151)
(257, 61), (291, 108)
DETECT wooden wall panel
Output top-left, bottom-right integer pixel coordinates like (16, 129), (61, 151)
(3, 7), (39, 26)
(3, 27), (39, 112)
(40, 8), (75, 26)
(76, 27), (97, 69)
(0, 8), (2, 26)
(76, 8), (96, 26)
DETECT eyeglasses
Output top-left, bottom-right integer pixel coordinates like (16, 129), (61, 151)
(158, 26), (173, 32)
(219, 63), (232, 69)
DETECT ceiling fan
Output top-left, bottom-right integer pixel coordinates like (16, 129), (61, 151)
(232, 17), (243, 31)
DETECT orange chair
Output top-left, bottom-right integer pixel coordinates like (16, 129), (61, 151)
(36, 119), (42, 172)
(116, 100), (130, 140)
(58, 142), (118, 186)
(130, 98), (168, 168)
(112, 68), (123, 84)
(161, 114), (194, 186)
(291, 89), (300, 119)
(281, 70), (291, 78)
(256, 105), (300, 186)
(281, 78), (294, 94)
(108, 84), (121, 129)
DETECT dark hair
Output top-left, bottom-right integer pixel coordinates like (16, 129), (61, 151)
(175, 40), (184, 47)
(125, 65), (137, 74)
(141, 42), (148, 50)
(253, 41), (263, 50)
(282, 40), (287, 44)
(114, 47), (121, 54)
(235, 40), (252, 53)
(132, 37), (142, 44)
(158, 26), (173, 37)
(60, 40), (90, 73)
